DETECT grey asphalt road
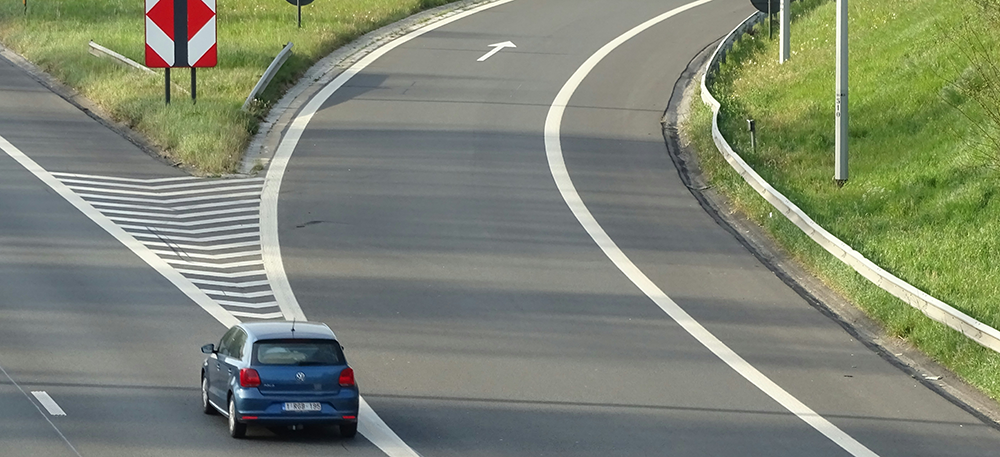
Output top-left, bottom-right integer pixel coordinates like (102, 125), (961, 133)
(3, 0), (1000, 456)
(276, 0), (1000, 456)
(0, 55), (386, 455)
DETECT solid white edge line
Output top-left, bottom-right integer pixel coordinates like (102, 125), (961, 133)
(258, 1), (515, 456)
(31, 391), (66, 416)
(0, 134), (241, 330)
(542, 2), (879, 456)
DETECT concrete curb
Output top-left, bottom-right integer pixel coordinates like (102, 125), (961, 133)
(699, 13), (1000, 354)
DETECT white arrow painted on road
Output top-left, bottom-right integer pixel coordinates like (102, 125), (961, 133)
(477, 41), (516, 62)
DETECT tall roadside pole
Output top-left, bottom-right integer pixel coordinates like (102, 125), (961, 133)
(779, 0), (790, 63)
(835, 0), (849, 186)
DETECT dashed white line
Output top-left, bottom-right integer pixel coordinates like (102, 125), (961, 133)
(0, 363), (81, 457)
(31, 391), (66, 416)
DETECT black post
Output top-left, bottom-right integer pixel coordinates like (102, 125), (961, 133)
(768, 1), (773, 40)
(191, 68), (197, 104)
(165, 68), (171, 105)
(297, 0), (302, 28)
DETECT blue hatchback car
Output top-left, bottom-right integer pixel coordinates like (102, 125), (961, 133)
(200, 321), (360, 438)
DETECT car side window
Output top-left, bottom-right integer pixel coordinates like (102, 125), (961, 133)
(218, 327), (238, 357)
(230, 329), (248, 360)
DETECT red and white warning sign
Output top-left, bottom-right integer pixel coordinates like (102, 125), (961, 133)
(145, 0), (217, 68)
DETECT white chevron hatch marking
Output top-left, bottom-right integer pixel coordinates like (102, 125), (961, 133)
(53, 173), (282, 320)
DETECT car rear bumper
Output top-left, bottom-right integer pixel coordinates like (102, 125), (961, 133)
(231, 386), (359, 425)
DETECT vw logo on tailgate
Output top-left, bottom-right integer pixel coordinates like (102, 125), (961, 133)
(295, 372), (306, 382)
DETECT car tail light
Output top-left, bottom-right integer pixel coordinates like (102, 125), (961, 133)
(240, 368), (261, 388)
(339, 367), (355, 387)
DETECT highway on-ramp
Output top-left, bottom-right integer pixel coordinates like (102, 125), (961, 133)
(1, 0), (1000, 456)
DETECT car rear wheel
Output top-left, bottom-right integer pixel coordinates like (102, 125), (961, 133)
(201, 376), (216, 415)
(340, 422), (357, 439)
(228, 396), (247, 438)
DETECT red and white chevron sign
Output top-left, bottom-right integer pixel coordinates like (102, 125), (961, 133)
(145, 0), (217, 68)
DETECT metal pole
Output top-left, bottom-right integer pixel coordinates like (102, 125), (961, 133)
(747, 119), (757, 156)
(768, 0), (772, 40)
(165, 68), (171, 105)
(297, 0), (302, 28)
(835, 0), (848, 186)
(191, 68), (197, 104)
(780, 0), (790, 63)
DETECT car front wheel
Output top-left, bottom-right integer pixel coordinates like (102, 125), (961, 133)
(228, 396), (247, 438)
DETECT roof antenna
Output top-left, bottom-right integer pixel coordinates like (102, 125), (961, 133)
(291, 318), (296, 338)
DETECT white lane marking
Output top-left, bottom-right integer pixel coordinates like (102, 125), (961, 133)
(120, 223), (260, 235)
(258, 1), (515, 455)
(107, 214), (257, 227)
(215, 300), (280, 309)
(175, 268), (267, 279)
(543, 2), (879, 456)
(477, 41), (516, 62)
(66, 183), (261, 197)
(228, 310), (284, 319)
(92, 198), (260, 212)
(142, 239), (262, 252)
(49, 172), (201, 183)
(31, 391), (66, 416)
(76, 191), (261, 205)
(99, 206), (258, 219)
(0, 134), (241, 329)
(201, 289), (275, 299)
(59, 177), (263, 191)
(0, 364), (82, 457)
(166, 259), (263, 269)
(152, 249), (262, 261)
(188, 278), (271, 288)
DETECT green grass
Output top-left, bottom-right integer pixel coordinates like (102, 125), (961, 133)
(682, 0), (1000, 399)
(0, 0), (462, 174)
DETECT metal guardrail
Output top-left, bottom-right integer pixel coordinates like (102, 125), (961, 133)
(699, 13), (1000, 353)
(243, 42), (294, 111)
(88, 41), (155, 75)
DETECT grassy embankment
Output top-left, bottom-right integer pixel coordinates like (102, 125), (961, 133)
(0, 0), (461, 174)
(682, 0), (1000, 398)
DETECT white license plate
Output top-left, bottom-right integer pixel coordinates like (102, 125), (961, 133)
(283, 402), (321, 412)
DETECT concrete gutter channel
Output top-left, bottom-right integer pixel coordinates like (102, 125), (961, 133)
(673, 12), (1000, 423)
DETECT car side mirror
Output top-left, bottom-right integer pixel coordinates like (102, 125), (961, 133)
(201, 343), (216, 354)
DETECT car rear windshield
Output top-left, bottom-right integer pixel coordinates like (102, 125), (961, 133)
(252, 339), (343, 366)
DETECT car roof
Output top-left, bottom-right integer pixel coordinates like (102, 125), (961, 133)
(239, 321), (337, 341)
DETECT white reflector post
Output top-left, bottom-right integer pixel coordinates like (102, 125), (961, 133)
(780, 0), (790, 63)
(835, 0), (848, 185)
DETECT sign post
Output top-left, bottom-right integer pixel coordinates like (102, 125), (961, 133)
(145, 0), (218, 104)
(835, 0), (848, 186)
(780, 0), (790, 63)
(285, 0), (314, 28)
